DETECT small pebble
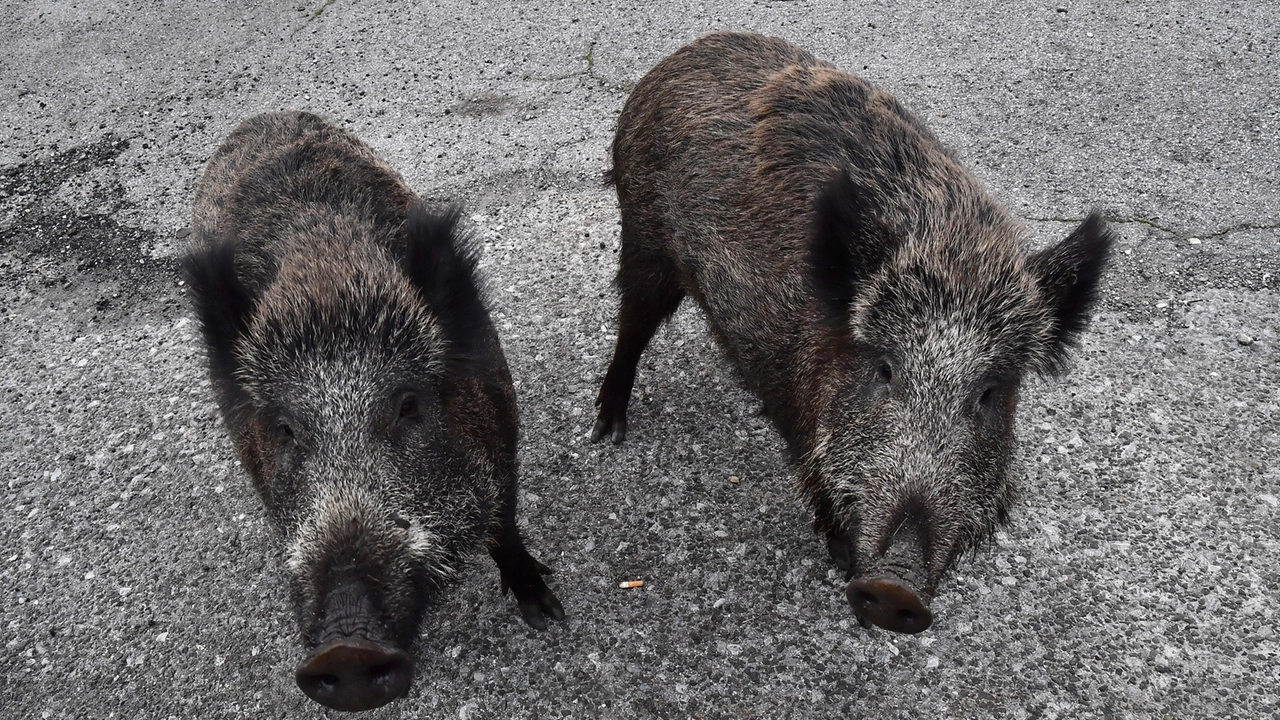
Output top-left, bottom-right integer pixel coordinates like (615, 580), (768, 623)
(1187, 237), (1202, 245)
(729, 475), (740, 484)
(1237, 334), (1254, 346)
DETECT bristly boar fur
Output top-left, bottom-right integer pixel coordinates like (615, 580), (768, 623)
(184, 111), (562, 710)
(592, 33), (1111, 633)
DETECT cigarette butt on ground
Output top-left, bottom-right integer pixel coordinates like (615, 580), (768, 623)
(619, 579), (645, 589)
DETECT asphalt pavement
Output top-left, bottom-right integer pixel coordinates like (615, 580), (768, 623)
(1, 1), (1276, 718)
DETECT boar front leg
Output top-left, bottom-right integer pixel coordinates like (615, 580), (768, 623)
(812, 489), (855, 578)
(489, 482), (565, 630)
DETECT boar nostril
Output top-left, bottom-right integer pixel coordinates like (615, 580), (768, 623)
(371, 661), (403, 685)
(312, 673), (338, 692)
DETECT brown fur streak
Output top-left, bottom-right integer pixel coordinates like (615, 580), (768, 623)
(600, 33), (1111, 602)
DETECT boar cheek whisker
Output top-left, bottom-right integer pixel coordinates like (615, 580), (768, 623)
(403, 519), (458, 583)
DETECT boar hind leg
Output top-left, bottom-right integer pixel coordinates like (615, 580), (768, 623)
(489, 483), (565, 631)
(592, 229), (684, 444)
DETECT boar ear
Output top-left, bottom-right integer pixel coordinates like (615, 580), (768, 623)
(401, 204), (490, 366)
(181, 238), (256, 383)
(808, 169), (895, 328)
(1028, 212), (1114, 373)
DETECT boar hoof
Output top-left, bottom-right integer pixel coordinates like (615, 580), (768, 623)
(589, 413), (628, 445)
(501, 558), (565, 631)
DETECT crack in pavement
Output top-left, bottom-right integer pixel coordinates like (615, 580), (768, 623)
(583, 40), (629, 93)
(290, 0), (340, 38)
(1026, 215), (1280, 241)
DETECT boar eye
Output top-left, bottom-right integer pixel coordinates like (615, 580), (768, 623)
(876, 362), (893, 385)
(278, 422), (295, 442)
(398, 393), (420, 420)
(390, 511), (411, 530)
(976, 381), (1007, 415)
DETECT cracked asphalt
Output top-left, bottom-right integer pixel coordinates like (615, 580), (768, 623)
(1, 1), (1277, 718)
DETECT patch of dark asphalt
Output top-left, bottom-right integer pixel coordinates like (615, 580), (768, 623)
(0, 135), (178, 312)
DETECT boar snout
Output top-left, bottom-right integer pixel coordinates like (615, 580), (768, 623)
(294, 579), (414, 710)
(846, 522), (934, 633)
(295, 638), (413, 711)
(846, 577), (932, 634)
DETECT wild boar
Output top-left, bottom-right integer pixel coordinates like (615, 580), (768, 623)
(591, 32), (1111, 634)
(184, 110), (563, 710)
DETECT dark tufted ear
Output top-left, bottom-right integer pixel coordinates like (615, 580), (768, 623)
(181, 239), (256, 387)
(1028, 212), (1114, 374)
(807, 168), (896, 330)
(400, 204), (490, 367)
